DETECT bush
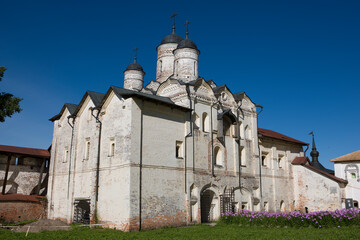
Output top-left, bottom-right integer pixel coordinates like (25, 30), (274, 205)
(220, 208), (360, 228)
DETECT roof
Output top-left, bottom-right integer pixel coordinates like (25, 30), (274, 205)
(108, 86), (191, 112)
(0, 194), (45, 203)
(292, 156), (311, 165)
(72, 91), (105, 116)
(258, 128), (308, 146)
(49, 103), (77, 122)
(176, 38), (199, 51)
(303, 164), (347, 184)
(291, 157), (346, 183)
(0, 145), (50, 158)
(330, 150), (360, 162)
(125, 62), (144, 72)
(160, 32), (183, 45)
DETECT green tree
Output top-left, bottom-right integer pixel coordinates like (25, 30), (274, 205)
(0, 67), (22, 122)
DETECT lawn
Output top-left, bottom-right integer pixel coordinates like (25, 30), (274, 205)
(1, 223), (360, 240)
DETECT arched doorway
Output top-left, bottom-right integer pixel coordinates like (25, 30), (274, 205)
(201, 189), (215, 223)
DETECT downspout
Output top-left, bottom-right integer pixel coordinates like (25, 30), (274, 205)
(303, 144), (309, 157)
(236, 101), (243, 189)
(210, 101), (218, 177)
(255, 104), (263, 199)
(185, 84), (193, 194)
(139, 100), (144, 231)
(67, 116), (75, 199)
(91, 107), (102, 222)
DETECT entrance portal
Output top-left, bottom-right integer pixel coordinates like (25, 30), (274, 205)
(201, 190), (215, 223)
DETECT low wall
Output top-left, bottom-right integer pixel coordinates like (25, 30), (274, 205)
(0, 194), (47, 223)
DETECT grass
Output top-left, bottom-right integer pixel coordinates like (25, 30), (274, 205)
(1, 223), (360, 239)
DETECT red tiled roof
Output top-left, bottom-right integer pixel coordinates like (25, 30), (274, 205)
(292, 156), (311, 165)
(0, 194), (45, 203)
(258, 128), (308, 146)
(304, 164), (347, 184)
(0, 145), (50, 158)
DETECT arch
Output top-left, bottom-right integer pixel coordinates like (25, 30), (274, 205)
(201, 189), (216, 223)
(193, 112), (200, 128)
(280, 200), (285, 212)
(245, 125), (251, 140)
(223, 115), (232, 136)
(214, 146), (223, 166)
(202, 112), (210, 132)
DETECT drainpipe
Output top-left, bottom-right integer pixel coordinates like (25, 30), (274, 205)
(303, 144), (309, 157)
(91, 107), (102, 222)
(210, 101), (218, 177)
(236, 101), (243, 189)
(67, 116), (75, 199)
(139, 100), (144, 231)
(255, 104), (263, 199)
(185, 85), (193, 193)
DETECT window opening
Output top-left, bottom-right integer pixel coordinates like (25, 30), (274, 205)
(176, 141), (183, 158)
(351, 173), (356, 179)
(85, 141), (90, 160)
(110, 142), (115, 157)
(202, 112), (209, 132)
(214, 146), (223, 166)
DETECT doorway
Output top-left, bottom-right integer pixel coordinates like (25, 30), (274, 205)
(201, 190), (215, 223)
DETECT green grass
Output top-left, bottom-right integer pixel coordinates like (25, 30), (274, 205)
(1, 223), (360, 239)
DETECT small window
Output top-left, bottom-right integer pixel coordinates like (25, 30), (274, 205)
(280, 201), (285, 212)
(264, 202), (268, 211)
(278, 154), (284, 168)
(202, 112), (209, 133)
(240, 146), (246, 166)
(261, 152), (269, 167)
(354, 201), (359, 208)
(85, 141), (90, 160)
(176, 141), (183, 158)
(110, 142), (115, 157)
(159, 60), (162, 74)
(242, 202), (248, 210)
(214, 146), (223, 166)
(351, 173), (356, 179)
(64, 149), (69, 163)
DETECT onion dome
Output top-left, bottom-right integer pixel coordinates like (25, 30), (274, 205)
(124, 48), (144, 72)
(176, 20), (199, 51)
(160, 33), (183, 45)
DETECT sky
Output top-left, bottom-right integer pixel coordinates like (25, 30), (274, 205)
(0, 0), (359, 170)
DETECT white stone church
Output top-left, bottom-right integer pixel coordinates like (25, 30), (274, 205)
(47, 18), (348, 231)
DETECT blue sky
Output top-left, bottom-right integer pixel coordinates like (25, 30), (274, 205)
(0, 0), (359, 170)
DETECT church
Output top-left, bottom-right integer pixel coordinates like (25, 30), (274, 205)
(47, 17), (347, 231)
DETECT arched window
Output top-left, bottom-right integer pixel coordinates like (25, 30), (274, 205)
(214, 146), (223, 166)
(280, 201), (285, 212)
(202, 112), (209, 132)
(245, 125), (251, 140)
(159, 60), (162, 74)
(193, 113), (200, 128)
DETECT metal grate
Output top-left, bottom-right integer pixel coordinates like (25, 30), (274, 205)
(73, 199), (90, 224)
(220, 188), (235, 214)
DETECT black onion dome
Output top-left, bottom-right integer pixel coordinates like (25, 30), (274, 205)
(176, 38), (198, 50)
(125, 62), (144, 72)
(160, 33), (183, 45)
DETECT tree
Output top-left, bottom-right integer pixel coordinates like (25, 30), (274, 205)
(0, 67), (22, 122)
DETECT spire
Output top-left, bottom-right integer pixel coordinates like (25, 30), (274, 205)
(309, 131), (319, 163)
(171, 13), (177, 34)
(134, 47), (138, 63)
(185, 20), (190, 39)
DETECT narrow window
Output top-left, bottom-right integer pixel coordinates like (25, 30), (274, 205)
(110, 142), (115, 157)
(214, 146), (223, 166)
(264, 202), (268, 211)
(85, 141), (90, 160)
(278, 154), (284, 168)
(202, 112), (209, 132)
(194, 61), (196, 76)
(15, 157), (19, 166)
(64, 149), (69, 163)
(176, 141), (183, 158)
(261, 152), (268, 167)
(240, 146), (246, 166)
(280, 201), (285, 212)
(159, 60), (162, 74)
(223, 116), (232, 136)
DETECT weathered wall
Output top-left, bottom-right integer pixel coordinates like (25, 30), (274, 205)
(334, 161), (360, 207)
(293, 165), (343, 212)
(0, 155), (47, 195)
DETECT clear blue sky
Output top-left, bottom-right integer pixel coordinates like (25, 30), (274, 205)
(1, 0), (359, 170)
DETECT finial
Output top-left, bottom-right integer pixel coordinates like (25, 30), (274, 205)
(309, 131), (316, 150)
(134, 48), (138, 63)
(171, 13), (178, 34)
(185, 20), (190, 39)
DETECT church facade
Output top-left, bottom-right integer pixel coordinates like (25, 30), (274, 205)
(47, 19), (347, 231)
